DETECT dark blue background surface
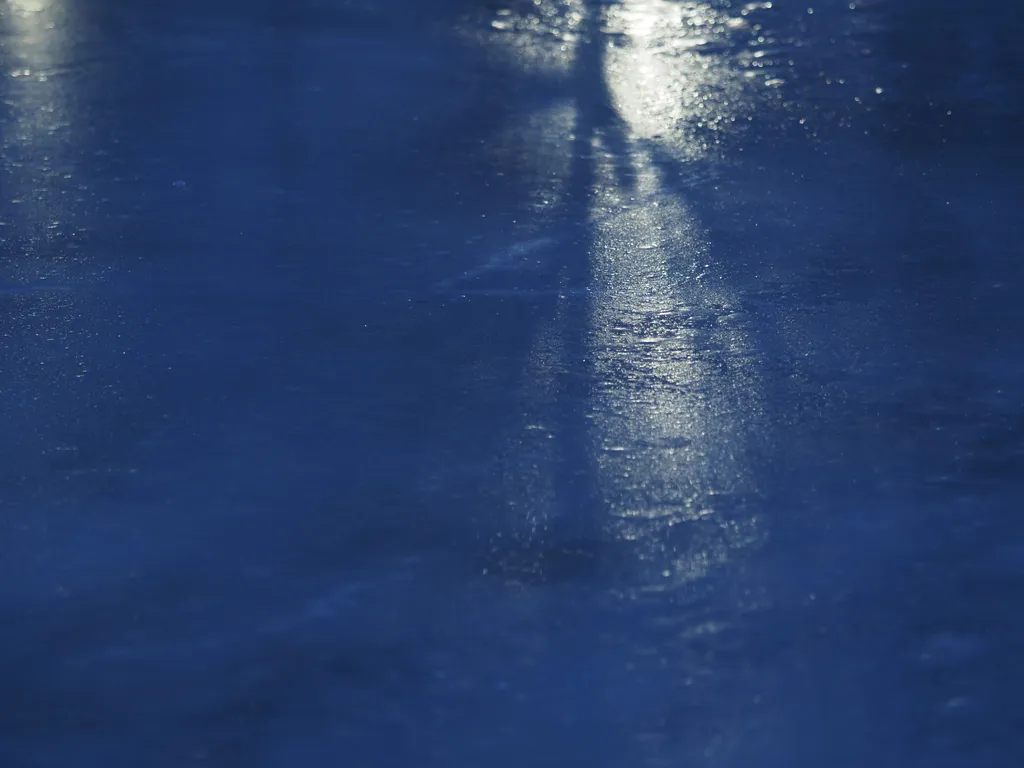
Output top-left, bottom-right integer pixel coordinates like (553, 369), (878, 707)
(2, 0), (1023, 765)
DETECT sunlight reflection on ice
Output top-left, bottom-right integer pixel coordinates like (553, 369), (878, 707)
(585, 151), (766, 596)
(474, 0), (771, 598)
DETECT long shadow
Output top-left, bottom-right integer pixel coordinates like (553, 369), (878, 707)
(534, 0), (636, 569)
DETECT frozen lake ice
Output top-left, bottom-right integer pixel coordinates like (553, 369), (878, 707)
(2, 0), (1024, 765)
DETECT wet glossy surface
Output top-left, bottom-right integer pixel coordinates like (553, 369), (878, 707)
(2, 0), (1024, 765)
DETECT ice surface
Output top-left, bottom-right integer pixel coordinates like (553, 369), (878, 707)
(2, 0), (1023, 766)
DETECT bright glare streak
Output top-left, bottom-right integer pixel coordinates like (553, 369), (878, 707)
(572, 0), (767, 591)
(604, 0), (753, 156)
(585, 149), (764, 595)
(5, 0), (61, 71)
(9, 0), (49, 12)
(3, 0), (72, 272)
(456, 0), (773, 592)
